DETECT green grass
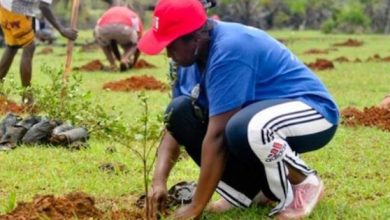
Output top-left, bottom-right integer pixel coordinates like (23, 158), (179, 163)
(0, 31), (390, 219)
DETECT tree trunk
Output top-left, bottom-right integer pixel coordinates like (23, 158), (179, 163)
(385, 0), (390, 34)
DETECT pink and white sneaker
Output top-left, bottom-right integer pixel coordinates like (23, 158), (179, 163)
(277, 175), (324, 220)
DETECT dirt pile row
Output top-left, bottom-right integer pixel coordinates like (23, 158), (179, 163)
(74, 60), (106, 72)
(306, 59), (335, 71)
(0, 192), (143, 220)
(303, 39), (362, 55)
(306, 53), (390, 71)
(103, 75), (168, 92)
(304, 48), (332, 54)
(341, 106), (390, 132)
(332, 54), (390, 63)
(332, 39), (363, 47)
(74, 59), (156, 72)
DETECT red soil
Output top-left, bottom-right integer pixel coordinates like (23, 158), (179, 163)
(341, 106), (390, 132)
(74, 59), (156, 72)
(306, 58), (335, 71)
(74, 60), (105, 72)
(0, 96), (24, 114)
(0, 192), (143, 220)
(304, 48), (329, 54)
(103, 75), (168, 92)
(333, 39), (363, 47)
(382, 56), (390, 62)
(134, 59), (156, 69)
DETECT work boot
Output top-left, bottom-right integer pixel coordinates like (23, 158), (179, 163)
(276, 175), (324, 220)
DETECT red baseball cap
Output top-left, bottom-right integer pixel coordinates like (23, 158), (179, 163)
(138, 0), (207, 55)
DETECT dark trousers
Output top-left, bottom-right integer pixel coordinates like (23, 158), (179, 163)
(165, 96), (337, 210)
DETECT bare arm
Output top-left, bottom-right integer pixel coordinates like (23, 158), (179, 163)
(175, 108), (239, 219)
(152, 130), (180, 187)
(148, 131), (180, 219)
(39, 2), (77, 40)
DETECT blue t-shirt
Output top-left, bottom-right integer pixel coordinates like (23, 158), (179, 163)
(172, 21), (339, 125)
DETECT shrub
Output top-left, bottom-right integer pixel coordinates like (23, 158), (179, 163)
(335, 3), (371, 33)
(32, 65), (128, 138)
(321, 18), (336, 33)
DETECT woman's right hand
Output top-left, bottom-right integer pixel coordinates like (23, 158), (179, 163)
(147, 183), (169, 219)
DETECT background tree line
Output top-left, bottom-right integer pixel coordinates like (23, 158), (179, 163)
(52, 0), (390, 34)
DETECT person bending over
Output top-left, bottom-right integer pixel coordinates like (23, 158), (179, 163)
(94, 6), (143, 72)
(139, 0), (339, 219)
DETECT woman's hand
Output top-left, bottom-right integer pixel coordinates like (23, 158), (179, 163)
(147, 184), (168, 219)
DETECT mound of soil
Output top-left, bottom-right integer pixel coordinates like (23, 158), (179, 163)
(382, 56), (390, 62)
(341, 106), (390, 132)
(74, 59), (156, 72)
(366, 54), (390, 62)
(0, 192), (143, 220)
(366, 54), (382, 62)
(134, 59), (156, 69)
(304, 48), (329, 54)
(333, 56), (350, 63)
(103, 75), (168, 92)
(74, 60), (105, 72)
(306, 58), (334, 71)
(333, 39), (363, 47)
(0, 96), (24, 114)
(36, 47), (53, 55)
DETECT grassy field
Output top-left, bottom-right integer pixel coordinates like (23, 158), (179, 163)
(0, 30), (389, 219)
